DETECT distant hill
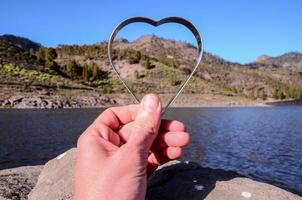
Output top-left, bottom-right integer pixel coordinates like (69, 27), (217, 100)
(115, 35), (197, 61)
(114, 35), (238, 68)
(0, 38), (43, 70)
(250, 52), (302, 72)
(0, 34), (43, 51)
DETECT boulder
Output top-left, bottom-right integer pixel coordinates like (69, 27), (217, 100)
(0, 166), (43, 200)
(8, 96), (23, 105)
(28, 149), (76, 200)
(147, 161), (302, 200)
(28, 149), (302, 200)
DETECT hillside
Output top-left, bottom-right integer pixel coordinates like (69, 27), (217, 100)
(0, 34), (301, 108)
(0, 34), (42, 51)
(114, 35), (302, 100)
(0, 38), (43, 70)
(250, 52), (302, 72)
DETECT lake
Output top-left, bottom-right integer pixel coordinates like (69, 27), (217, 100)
(0, 107), (301, 195)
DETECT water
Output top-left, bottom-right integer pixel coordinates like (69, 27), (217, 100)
(0, 107), (301, 195)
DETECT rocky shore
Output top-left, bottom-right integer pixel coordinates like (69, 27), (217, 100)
(0, 149), (301, 200)
(2, 94), (301, 109)
(0, 86), (117, 109)
(0, 95), (117, 109)
(1, 84), (302, 109)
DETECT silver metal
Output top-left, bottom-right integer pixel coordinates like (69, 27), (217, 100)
(108, 16), (203, 114)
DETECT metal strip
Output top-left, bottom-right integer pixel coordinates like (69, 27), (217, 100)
(108, 16), (203, 114)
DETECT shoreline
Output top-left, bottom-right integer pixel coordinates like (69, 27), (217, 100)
(1, 99), (301, 109)
(1, 98), (301, 109)
(1, 85), (301, 109)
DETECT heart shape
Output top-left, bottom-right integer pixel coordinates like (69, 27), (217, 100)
(108, 17), (203, 113)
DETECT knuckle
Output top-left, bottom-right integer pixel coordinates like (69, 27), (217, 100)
(177, 121), (186, 131)
(77, 132), (97, 148)
(96, 109), (111, 122)
(133, 121), (156, 135)
(77, 134), (88, 148)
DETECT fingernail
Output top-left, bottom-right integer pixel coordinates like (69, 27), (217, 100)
(142, 94), (160, 112)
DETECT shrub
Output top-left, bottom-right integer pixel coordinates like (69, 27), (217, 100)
(134, 70), (139, 79)
(127, 50), (141, 64)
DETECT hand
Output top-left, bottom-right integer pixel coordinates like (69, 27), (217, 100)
(75, 94), (190, 200)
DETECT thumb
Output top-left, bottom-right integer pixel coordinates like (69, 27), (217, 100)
(128, 94), (162, 150)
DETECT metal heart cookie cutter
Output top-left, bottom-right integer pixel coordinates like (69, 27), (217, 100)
(108, 16), (204, 114)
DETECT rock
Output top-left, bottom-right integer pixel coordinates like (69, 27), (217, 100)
(0, 91), (117, 108)
(8, 96), (23, 105)
(28, 149), (302, 200)
(40, 99), (48, 109)
(45, 101), (53, 109)
(28, 149), (76, 200)
(0, 166), (43, 200)
(102, 96), (110, 103)
(2, 100), (10, 106)
(38, 89), (50, 96)
(55, 100), (63, 108)
(147, 161), (302, 200)
(14, 97), (45, 109)
(110, 99), (117, 104)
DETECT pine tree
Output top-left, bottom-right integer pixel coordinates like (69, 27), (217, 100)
(66, 59), (82, 79)
(91, 62), (98, 80)
(46, 48), (57, 61)
(82, 64), (89, 81)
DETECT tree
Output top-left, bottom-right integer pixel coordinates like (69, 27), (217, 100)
(273, 88), (286, 100)
(82, 64), (89, 81)
(46, 48), (57, 61)
(45, 60), (60, 71)
(273, 89), (279, 99)
(35, 48), (46, 65)
(91, 62), (98, 80)
(134, 70), (139, 79)
(81, 62), (108, 82)
(42, 48), (60, 72)
(279, 91), (286, 100)
(66, 59), (82, 79)
(260, 89), (268, 100)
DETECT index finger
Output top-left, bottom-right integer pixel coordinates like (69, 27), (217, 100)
(93, 104), (140, 130)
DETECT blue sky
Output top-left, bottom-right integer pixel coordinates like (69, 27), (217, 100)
(0, 0), (301, 63)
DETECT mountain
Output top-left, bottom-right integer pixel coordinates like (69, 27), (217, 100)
(250, 52), (302, 72)
(0, 38), (43, 70)
(114, 35), (302, 99)
(114, 35), (237, 68)
(1, 34), (302, 105)
(0, 34), (43, 51)
(115, 35), (197, 61)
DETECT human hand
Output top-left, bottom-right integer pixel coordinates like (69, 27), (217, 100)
(75, 94), (190, 200)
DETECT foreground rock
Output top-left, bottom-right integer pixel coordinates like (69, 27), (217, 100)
(26, 149), (301, 200)
(147, 161), (301, 200)
(28, 149), (76, 200)
(0, 166), (43, 200)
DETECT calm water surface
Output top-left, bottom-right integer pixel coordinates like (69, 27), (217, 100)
(0, 107), (301, 195)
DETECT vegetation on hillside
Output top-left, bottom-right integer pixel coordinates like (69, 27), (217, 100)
(0, 34), (301, 101)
